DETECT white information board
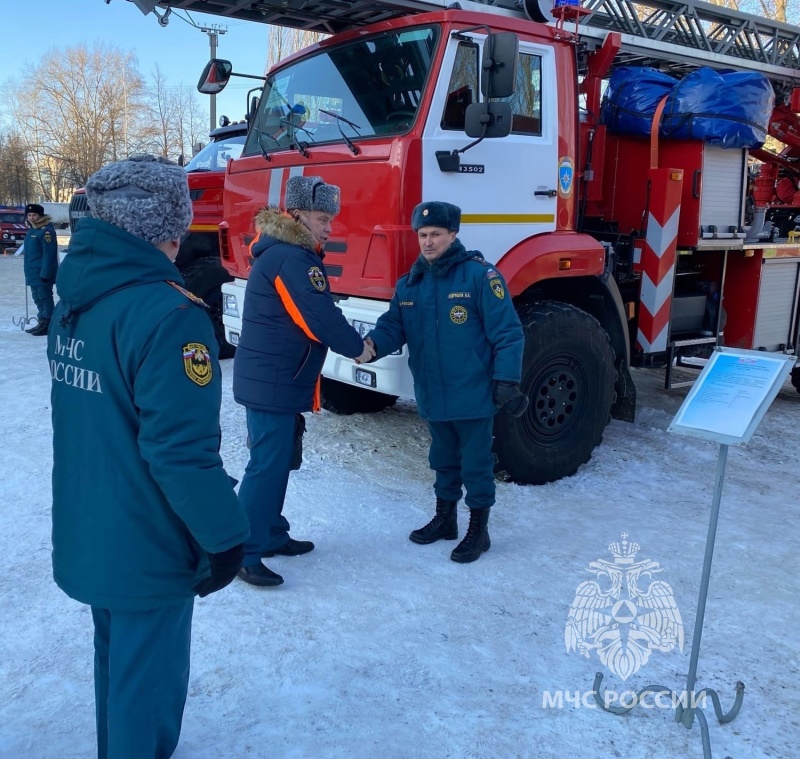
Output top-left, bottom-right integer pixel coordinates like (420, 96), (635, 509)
(668, 347), (796, 445)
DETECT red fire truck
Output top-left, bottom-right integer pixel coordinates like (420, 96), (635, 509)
(132, 0), (800, 485)
(0, 206), (27, 253)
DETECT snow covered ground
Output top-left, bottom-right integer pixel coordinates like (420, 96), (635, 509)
(1, 254), (798, 759)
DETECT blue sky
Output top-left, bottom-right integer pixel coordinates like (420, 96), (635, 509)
(2, 0), (273, 132)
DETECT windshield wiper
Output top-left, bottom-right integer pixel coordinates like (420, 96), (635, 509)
(186, 167), (212, 173)
(319, 109), (361, 156)
(281, 112), (313, 159)
(254, 127), (281, 162)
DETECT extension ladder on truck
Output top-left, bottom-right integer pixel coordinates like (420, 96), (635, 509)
(141, 0), (800, 85)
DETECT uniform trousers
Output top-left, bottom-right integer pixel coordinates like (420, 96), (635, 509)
(427, 416), (495, 510)
(91, 599), (194, 759)
(30, 283), (54, 319)
(239, 408), (296, 566)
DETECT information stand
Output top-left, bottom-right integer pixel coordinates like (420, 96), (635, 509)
(594, 347), (795, 759)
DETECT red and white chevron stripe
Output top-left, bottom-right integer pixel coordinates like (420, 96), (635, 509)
(634, 168), (683, 353)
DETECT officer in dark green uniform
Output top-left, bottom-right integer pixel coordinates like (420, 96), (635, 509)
(367, 201), (527, 563)
(23, 202), (59, 336)
(48, 155), (250, 759)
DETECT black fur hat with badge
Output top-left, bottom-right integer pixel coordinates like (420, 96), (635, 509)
(411, 201), (461, 232)
(25, 203), (45, 216)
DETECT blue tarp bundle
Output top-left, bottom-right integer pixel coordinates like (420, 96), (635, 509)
(601, 66), (774, 149)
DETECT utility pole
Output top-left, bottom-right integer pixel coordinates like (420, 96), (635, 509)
(199, 24), (227, 133)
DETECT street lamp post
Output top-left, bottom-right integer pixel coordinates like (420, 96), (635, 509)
(199, 25), (227, 132)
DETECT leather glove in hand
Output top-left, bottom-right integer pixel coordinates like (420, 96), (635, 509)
(493, 380), (529, 418)
(193, 543), (245, 598)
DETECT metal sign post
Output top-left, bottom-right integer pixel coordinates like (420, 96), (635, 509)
(593, 347), (795, 759)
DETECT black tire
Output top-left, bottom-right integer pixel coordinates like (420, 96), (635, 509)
(493, 301), (616, 485)
(791, 367), (800, 394)
(180, 260), (236, 360)
(320, 377), (397, 415)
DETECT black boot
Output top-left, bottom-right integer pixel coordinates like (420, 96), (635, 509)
(409, 498), (458, 544)
(24, 321), (40, 333)
(450, 507), (490, 563)
(28, 318), (50, 336)
(237, 563), (284, 587)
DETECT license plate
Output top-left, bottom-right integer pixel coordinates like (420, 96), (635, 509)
(354, 368), (376, 388)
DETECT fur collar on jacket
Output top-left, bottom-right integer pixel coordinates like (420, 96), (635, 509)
(29, 215), (53, 229)
(255, 207), (319, 254)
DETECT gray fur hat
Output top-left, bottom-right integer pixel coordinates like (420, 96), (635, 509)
(84, 155), (192, 246)
(411, 201), (461, 232)
(285, 175), (340, 215)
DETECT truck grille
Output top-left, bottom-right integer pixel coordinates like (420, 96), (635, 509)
(69, 193), (90, 234)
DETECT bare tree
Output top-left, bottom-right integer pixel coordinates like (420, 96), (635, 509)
(139, 65), (182, 158)
(0, 131), (34, 205)
(136, 67), (210, 162)
(173, 88), (208, 163)
(6, 43), (146, 194)
(266, 26), (326, 72)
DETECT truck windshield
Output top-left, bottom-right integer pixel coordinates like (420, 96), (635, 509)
(185, 134), (246, 172)
(0, 213), (25, 223)
(244, 25), (439, 157)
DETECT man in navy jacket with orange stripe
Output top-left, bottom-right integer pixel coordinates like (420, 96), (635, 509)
(233, 176), (374, 587)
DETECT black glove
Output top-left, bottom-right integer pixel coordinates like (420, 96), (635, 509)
(493, 380), (529, 418)
(193, 543), (245, 598)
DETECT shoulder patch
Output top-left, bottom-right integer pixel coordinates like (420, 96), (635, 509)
(44, 232), (53, 244)
(489, 278), (505, 299)
(486, 268), (499, 279)
(183, 343), (213, 386)
(167, 281), (210, 310)
(308, 266), (327, 292)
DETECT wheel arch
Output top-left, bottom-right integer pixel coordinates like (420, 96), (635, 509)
(496, 232), (630, 368)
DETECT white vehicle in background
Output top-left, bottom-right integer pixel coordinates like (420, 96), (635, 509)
(41, 202), (70, 229)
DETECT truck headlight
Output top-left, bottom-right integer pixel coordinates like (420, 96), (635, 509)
(223, 294), (239, 318)
(352, 319), (375, 338)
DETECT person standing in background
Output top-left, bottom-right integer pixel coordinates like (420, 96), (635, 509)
(23, 202), (59, 336)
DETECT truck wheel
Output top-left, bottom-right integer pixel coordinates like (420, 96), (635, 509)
(791, 366), (800, 394)
(320, 377), (397, 415)
(493, 301), (616, 485)
(180, 260), (236, 360)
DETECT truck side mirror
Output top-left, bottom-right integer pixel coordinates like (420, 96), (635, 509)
(197, 59), (233, 95)
(480, 32), (519, 99)
(464, 102), (513, 139)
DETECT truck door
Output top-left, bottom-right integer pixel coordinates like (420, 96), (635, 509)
(421, 36), (558, 262)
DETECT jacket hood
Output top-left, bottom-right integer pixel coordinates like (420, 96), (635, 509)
(56, 217), (181, 321)
(29, 215), (53, 229)
(252, 207), (319, 257)
(407, 239), (479, 284)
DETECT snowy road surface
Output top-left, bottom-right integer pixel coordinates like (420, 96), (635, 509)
(1, 255), (798, 758)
